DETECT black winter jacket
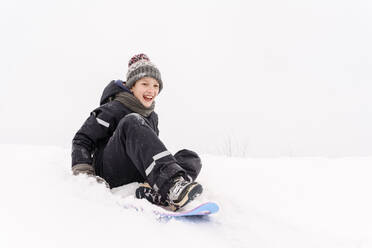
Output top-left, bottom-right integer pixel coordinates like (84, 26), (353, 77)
(71, 80), (159, 175)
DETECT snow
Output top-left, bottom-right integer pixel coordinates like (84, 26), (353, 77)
(1, 1), (371, 247)
(1, 144), (371, 248)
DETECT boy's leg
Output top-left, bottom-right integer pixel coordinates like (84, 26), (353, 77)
(101, 113), (186, 191)
(100, 136), (143, 188)
(136, 148), (204, 210)
(174, 149), (202, 182)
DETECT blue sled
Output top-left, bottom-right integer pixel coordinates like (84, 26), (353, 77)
(155, 202), (219, 217)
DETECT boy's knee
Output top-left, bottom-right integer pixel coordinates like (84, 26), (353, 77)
(174, 149), (202, 180)
(119, 113), (146, 128)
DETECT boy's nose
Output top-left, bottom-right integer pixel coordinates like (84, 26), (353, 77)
(146, 89), (155, 95)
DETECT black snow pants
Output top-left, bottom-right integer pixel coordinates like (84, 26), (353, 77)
(99, 113), (202, 195)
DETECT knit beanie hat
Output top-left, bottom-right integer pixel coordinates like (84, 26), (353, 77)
(126, 54), (163, 92)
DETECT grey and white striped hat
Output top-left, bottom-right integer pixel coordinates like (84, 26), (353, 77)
(126, 54), (163, 92)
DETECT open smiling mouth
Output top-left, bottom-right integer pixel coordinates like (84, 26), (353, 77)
(143, 95), (153, 102)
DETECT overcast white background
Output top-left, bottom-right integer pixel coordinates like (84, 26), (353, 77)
(1, 0), (371, 157)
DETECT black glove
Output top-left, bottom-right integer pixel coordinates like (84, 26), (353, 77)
(72, 163), (95, 176)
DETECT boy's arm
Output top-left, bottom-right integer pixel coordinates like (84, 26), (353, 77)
(152, 112), (160, 136)
(71, 105), (117, 173)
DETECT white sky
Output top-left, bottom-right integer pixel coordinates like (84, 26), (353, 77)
(0, 0), (371, 156)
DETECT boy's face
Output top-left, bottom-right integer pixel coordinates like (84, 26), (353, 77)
(130, 77), (160, 108)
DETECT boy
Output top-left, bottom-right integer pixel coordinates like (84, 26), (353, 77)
(71, 54), (203, 211)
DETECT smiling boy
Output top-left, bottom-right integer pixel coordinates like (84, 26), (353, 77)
(130, 77), (159, 108)
(71, 54), (203, 211)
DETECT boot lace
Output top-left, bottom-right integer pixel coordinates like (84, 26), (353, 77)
(168, 177), (189, 201)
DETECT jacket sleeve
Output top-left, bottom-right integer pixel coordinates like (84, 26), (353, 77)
(71, 105), (117, 167)
(151, 112), (159, 136)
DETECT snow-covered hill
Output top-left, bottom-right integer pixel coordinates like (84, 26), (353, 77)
(1, 144), (371, 248)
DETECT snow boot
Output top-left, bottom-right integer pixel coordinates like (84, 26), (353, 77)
(135, 182), (169, 207)
(166, 176), (203, 211)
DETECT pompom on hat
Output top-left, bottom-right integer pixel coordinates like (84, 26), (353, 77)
(126, 54), (163, 92)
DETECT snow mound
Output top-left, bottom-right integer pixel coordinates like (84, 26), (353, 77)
(0, 144), (371, 248)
